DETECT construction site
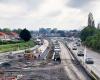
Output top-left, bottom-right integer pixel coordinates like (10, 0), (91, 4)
(0, 39), (67, 80)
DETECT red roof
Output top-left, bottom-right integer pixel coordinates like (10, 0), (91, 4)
(0, 32), (6, 36)
(0, 77), (16, 80)
(10, 32), (18, 36)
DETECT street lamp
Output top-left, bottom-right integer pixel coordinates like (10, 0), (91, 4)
(84, 46), (87, 62)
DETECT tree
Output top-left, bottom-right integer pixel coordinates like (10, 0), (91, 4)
(57, 30), (66, 37)
(19, 28), (31, 42)
(39, 28), (47, 34)
(13, 28), (22, 34)
(3, 28), (11, 33)
(80, 26), (96, 41)
(80, 26), (100, 51)
(0, 28), (2, 32)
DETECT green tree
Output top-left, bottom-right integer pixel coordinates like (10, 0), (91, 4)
(80, 26), (96, 41)
(19, 28), (31, 42)
(0, 28), (2, 32)
(3, 28), (11, 33)
(80, 26), (100, 51)
(57, 30), (66, 37)
(13, 28), (22, 34)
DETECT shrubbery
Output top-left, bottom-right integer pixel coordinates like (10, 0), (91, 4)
(80, 26), (100, 52)
(0, 40), (24, 45)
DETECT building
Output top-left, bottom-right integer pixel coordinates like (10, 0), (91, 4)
(0, 32), (19, 41)
(7, 32), (19, 40)
(0, 32), (10, 41)
(88, 12), (95, 27)
(0, 77), (17, 80)
(31, 31), (39, 38)
(97, 23), (100, 29)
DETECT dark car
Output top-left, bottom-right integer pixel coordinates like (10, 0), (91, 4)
(77, 51), (84, 56)
(85, 58), (94, 64)
(77, 43), (80, 46)
(76, 42), (81, 46)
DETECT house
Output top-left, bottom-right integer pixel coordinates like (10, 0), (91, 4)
(0, 32), (10, 41)
(0, 77), (17, 80)
(0, 32), (19, 41)
(7, 32), (19, 40)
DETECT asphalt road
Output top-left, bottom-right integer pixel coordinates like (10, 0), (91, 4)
(67, 41), (100, 77)
(59, 41), (92, 80)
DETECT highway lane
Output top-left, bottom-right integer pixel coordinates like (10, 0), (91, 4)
(59, 41), (92, 80)
(67, 41), (100, 78)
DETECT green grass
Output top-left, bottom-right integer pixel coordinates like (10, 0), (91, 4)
(0, 40), (36, 53)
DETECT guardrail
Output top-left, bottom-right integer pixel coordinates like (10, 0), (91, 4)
(66, 42), (100, 80)
(39, 39), (51, 60)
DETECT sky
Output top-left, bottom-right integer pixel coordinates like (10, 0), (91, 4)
(0, 0), (100, 30)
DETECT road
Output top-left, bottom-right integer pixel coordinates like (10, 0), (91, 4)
(59, 41), (92, 80)
(39, 39), (49, 59)
(67, 41), (100, 78)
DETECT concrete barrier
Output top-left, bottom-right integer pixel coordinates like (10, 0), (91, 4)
(66, 43), (100, 80)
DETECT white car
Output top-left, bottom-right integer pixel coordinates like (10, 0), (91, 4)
(77, 51), (84, 56)
(72, 46), (77, 50)
(85, 58), (94, 64)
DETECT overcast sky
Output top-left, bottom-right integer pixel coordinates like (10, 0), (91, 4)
(0, 0), (100, 30)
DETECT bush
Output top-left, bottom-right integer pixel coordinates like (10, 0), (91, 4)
(0, 40), (24, 45)
(80, 27), (100, 51)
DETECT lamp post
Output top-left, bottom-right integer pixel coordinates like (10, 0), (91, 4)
(84, 46), (87, 62)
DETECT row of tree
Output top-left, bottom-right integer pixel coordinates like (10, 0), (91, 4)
(80, 26), (100, 52)
(39, 28), (66, 37)
(0, 28), (22, 34)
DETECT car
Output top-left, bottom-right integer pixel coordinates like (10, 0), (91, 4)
(54, 53), (61, 62)
(75, 42), (81, 46)
(54, 45), (60, 49)
(72, 46), (77, 50)
(77, 43), (81, 46)
(77, 51), (84, 56)
(85, 58), (94, 64)
(54, 48), (61, 52)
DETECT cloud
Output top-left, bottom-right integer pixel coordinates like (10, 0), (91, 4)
(46, 10), (62, 17)
(0, 0), (44, 18)
(67, 0), (93, 8)
(0, 0), (100, 30)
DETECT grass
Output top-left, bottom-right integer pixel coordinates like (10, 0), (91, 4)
(0, 40), (36, 53)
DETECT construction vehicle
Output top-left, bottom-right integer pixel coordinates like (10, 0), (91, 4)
(24, 50), (36, 60)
